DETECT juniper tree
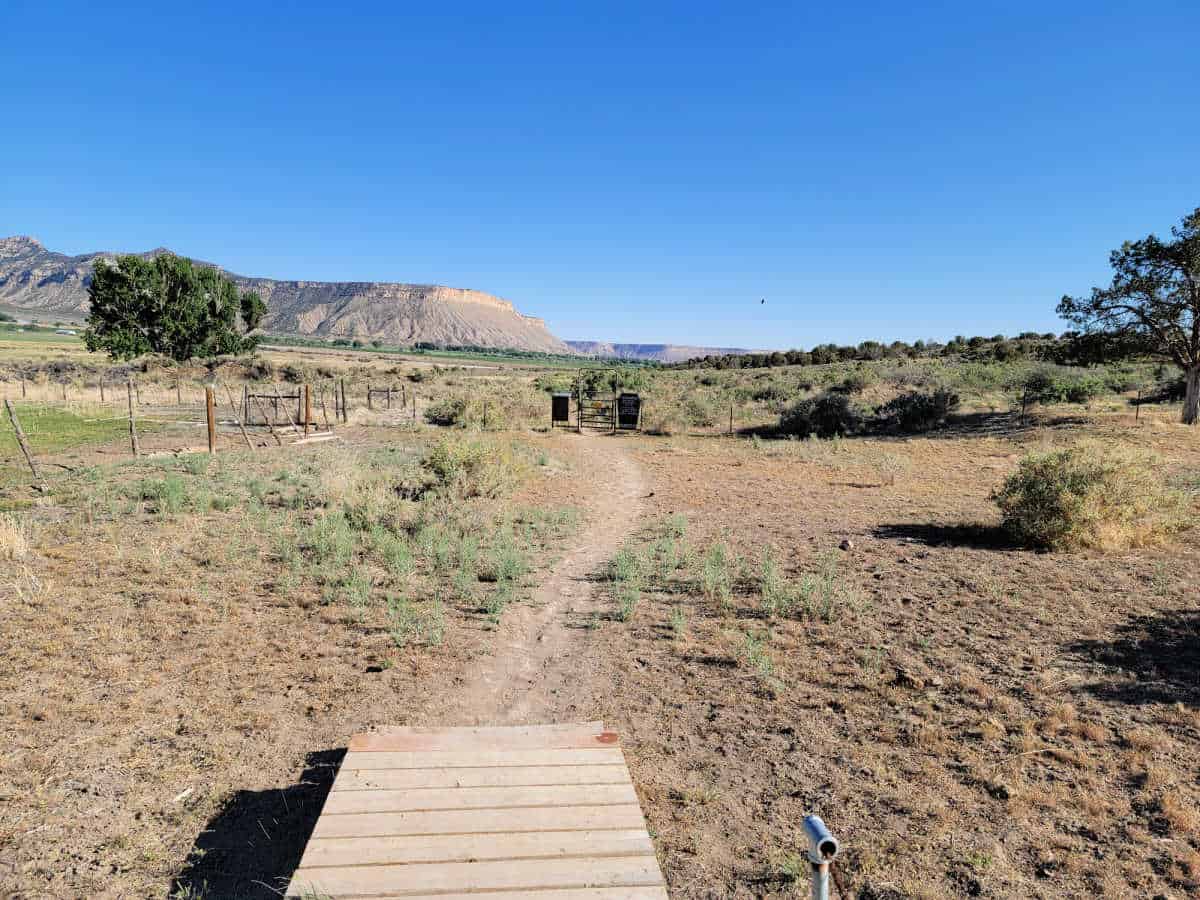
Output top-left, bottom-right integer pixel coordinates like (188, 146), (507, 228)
(84, 253), (265, 362)
(1058, 208), (1200, 423)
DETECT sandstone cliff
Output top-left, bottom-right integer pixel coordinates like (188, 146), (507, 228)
(0, 236), (570, 353)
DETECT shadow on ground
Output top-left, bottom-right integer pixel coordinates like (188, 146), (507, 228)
(1067, 610), (1200, 707)
(170, 748), (344, 899)
(873, 522), (1015, 550)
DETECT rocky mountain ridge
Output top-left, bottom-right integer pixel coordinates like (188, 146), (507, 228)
(0, 236), (568, 353)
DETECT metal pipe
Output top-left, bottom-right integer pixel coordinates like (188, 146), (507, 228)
(810, 860), (830, 900)
(803, 815), (839, 900)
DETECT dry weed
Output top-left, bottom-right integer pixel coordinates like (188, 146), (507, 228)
(0, 513), (30, 560)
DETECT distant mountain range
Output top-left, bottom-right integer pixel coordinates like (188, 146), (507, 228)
(564, 341), (758, 363)
(0, 236), (569, 354)
(0, 236), (769, 362)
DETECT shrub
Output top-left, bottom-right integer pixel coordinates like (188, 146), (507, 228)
(421, 438), (516, 498)
(828, 372), (872, 395)
(682, 394), (719, 427)
(993, 443), (1189, 550)
(424, 396), (468, 426)
(1023, 368), (1108, 406)
(873, 388), (960, 433)
(779, 391), (862, 437)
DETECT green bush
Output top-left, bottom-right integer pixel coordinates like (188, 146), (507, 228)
(779, 391), (862, 437)
(1023, 368), (1108, 406)
(872, 388), (960, 433)
(992, 443), (1188, 550)
(423, 396), (468, 426)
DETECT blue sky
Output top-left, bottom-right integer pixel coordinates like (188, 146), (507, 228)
(2, 2), (1197, 348)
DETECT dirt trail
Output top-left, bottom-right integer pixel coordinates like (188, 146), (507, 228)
(422, 432), (645, 727)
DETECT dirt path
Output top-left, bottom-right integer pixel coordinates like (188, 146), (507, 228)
(421, 432), (646, 727)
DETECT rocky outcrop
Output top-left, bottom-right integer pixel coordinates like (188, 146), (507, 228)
(0, 236), (570, 353)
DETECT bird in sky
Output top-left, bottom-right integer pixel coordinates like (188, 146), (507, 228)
(760, 298), (765, 304)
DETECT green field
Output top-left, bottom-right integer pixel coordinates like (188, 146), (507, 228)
(0, 403), (132, 457)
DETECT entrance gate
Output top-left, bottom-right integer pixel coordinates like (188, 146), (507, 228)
(578, 390), (616, 430)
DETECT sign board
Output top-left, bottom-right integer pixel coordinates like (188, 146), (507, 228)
(551, 393), (571, 426)
(617, 393), (641, 430)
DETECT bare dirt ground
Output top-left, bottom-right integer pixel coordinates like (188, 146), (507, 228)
(0, 427), (602, 898)
(571, 423), (1200, 898)
(3, 411), (1199, 898)
(420, 433), (646, 727)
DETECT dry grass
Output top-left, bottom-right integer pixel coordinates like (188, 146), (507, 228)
(579, 421), (1200, 898)
(0, 512), (29, 559)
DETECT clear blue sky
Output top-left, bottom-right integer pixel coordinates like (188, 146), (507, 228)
(2, 2), (1197, 349)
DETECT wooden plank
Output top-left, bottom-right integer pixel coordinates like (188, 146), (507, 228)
(291, 888), (668, 900)
(370, 722), (604, 737)
(339, 748), (626, 770)
(295, 830), (653, 868)
(321, 783), (638, 815)
(333, 764), (629, 791)
(348, 729), (619, 752)
(310, 804), (650, 839)
(286, 855), (664, 896)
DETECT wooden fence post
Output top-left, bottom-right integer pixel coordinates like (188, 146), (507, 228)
(176, 380), (182, 405)
(134, 380), (141, 405)
(20, 377), (26, 398)
(1135, 388), (1142, 423)
(251, 395), (284, 446)
(340, 378), (348, 423)
(367, 383), (373, 410)
(272, 386), (301, 431)
(303, 384), (312, 436)
(729, 404), (734, 435)
(4, 399), (46, 491)
(126, 380), (140, 457)
(205, 387), (217, 454)
(412, 392), (417, 422)
(99, 379), (105, 402)
(224, 384), (255, 451)
(320, 389), (332, 431)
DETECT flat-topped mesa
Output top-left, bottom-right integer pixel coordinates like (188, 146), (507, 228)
(0, 238), (571, 353)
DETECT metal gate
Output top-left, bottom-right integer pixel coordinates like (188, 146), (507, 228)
(578, 390), (615, 430)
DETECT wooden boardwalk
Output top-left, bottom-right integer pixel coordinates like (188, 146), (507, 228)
(286, 723), (667, 898)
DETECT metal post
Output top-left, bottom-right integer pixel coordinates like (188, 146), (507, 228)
(1135, 387), (1142, 423)
(803, 815), (839, 900)
(303, 384), (312, 436)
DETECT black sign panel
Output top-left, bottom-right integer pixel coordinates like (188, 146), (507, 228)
(551, 393), (570, 423)
(617, 393), (641, 430)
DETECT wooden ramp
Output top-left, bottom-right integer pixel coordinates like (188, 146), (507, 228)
(286, 723), (667, 899)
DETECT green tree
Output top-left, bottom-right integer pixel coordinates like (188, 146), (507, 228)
(1058, 208), (1200, 423)
(84, 253), (265, 362)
